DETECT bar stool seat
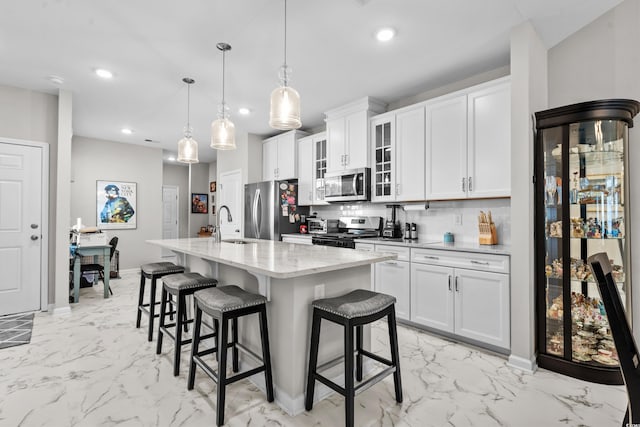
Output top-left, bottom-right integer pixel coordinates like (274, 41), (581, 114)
(136, 262), (185, 341)
(188, 285), (274, 426)
(157, 272), (218, 376)
(305, 289), (403, 427)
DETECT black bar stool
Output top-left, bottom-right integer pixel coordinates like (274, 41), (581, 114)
(136, 262), (185, 341)
(188, 285), (274, 427)
(305, 289), (402, 427)
(156, 272), (218, 376)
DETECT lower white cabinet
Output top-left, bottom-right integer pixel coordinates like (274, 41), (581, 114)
(410, 248), (510, 349)
(375, 259), (410, 321)
(281, 234), (312, 245)
(374, 245), (411, 321)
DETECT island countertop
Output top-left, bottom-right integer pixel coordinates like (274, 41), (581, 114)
(147, 238), (396, 279)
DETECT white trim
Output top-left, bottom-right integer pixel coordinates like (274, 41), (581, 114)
(0, 137), (50, 313)
(507, 354), (538, 373)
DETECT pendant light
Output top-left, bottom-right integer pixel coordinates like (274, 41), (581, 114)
(177, 77), (199, 163)
(269, 0), (301, 130)
(211, 42), (236, 150)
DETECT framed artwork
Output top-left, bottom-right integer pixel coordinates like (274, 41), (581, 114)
(192, 193), (208, 214)
(212, 205), (216, 215)
(210, 181), (217, 192)
(97, 180), (137, 229)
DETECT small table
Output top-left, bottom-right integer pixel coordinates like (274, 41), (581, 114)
(72, 244), (111, 303)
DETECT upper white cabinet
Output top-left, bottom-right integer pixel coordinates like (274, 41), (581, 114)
(425, 77), (511, 200)
(371, 105), (425, 202)
(297, 132), (328, 206)
(325, 97), (386, 172)
(262, 130), (308, 181)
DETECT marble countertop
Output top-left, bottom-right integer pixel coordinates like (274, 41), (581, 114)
(354, 237), (511, 255)
(147, 238), (396, 279)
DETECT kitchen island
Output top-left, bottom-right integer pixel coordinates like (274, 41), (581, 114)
(146, 238), (395, 415)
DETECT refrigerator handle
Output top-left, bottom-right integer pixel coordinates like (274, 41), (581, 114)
(253, 189), (261, 238)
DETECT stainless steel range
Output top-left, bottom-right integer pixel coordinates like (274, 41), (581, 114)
(311, 216), (382, 249)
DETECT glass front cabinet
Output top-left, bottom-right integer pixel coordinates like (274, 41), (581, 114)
(535, 99), (639, 384)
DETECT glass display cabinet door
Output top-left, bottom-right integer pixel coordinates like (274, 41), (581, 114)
(374, 120), (393, 198)
(542, 126), (565, 358)
(568, 119), (627, 368)
(315, 138), (327, 201)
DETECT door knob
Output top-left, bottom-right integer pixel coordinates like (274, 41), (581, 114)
(31, 224), (39, 229)
(31, 235), (39, 240)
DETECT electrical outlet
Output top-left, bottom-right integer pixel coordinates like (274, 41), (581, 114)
(314, 284), (325, 300)
(454, 214), (462, 226)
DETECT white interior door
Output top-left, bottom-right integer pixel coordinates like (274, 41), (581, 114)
(162, 185), (179, 257)
(0, 142), (43, 315)
(218, 170), (242, 239)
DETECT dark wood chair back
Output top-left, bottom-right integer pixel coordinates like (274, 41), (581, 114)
(588, 252), (640, 426)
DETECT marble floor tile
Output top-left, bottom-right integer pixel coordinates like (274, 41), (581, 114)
(0, 270), (627, 426)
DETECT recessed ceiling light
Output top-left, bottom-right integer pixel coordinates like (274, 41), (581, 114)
(95, 68), (113, 79)
(375, 27), (396, 42)
(167, 156), (176, 162)
(238, 107), (251, 115)
(121, 128), (133, 135)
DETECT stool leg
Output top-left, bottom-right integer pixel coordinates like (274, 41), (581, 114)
(187, 306), (203, 390)
(344, 320), (355, 427)
(216, 316), (229, 427)
(174, 293), (184, 376)
(182, 297), (189, 333)
(156, 287), (168, 354)
(387, 308), (403, 403)
(258, 305), (274, 402)
(356, 325), (363, 382)
(148, 278), (157, 342)
(305, 309), (322, 411)
(232, 317), (239, 373)
(136, 273), (145, 328)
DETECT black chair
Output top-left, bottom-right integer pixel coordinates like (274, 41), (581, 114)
(588, 252), (640, 427)
(79, 236), (119, 295)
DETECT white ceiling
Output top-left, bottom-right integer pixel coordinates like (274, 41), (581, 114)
(0, 0), (622, 163)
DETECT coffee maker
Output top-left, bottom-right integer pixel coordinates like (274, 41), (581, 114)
(382, 205), (402, 238)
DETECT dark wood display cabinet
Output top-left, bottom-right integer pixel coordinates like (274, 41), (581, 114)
(535, 99), (639, 385)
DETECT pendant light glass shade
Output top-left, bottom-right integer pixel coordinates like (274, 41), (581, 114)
(177, 77), (199, 163)
(210, 43), (236, 150)
(269, 0), (301, 130)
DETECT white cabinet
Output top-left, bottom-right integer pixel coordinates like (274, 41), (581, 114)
(281, 234), (312, 245)
(325, 97), (386, 172)
(297, 132), (329, 206)
(262, 130), (308, 181)
(374, 245), (410, 321)
(410, 248), (510, 349)
(425, 77), (510, 200)
(371, 106), (425, 202)
(297, 135), (314, 206)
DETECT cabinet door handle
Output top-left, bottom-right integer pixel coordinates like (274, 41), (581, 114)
(448, 275), (452, 291)
(455, 276), (459, 292)
(385, 261), (398, 266)
(462, 177), (466, 192)
(396, 183), (400, 195)
(470, 260), (490, 266)
(345, 154), (349, 166)
(468, 176), (473, 192)
(422, 255), (439, 260)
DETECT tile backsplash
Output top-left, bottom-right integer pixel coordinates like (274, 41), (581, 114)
(310, 199), (511, 246)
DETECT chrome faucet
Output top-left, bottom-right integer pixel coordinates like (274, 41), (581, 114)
(214, 205), (233, 242)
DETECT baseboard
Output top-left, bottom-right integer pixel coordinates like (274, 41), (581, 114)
(507, 354), (537, 373)
(50, 304), (71, 316)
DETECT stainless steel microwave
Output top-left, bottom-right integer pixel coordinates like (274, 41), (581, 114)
(324, 168), (371, 202)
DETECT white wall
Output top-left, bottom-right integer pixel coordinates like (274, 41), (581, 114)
(0, 84), (59, 305)
(71, 136), (163, 269)
(548, 0), (640, 336)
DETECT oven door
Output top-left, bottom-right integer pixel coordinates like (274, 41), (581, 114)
(324, 168), (370, 202)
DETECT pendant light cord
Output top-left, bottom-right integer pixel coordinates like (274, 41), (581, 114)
(186, 83), (191, 130)
(222, 48), (226, 107)
(283, 0), (287, 69)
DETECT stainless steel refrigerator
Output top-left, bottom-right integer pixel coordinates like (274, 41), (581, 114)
(244, 179), (309, 240)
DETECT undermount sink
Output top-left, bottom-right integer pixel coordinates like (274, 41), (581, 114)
(221, 239), (253, 245)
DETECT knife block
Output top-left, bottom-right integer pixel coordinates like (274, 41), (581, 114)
(479, 223), (498, 245)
